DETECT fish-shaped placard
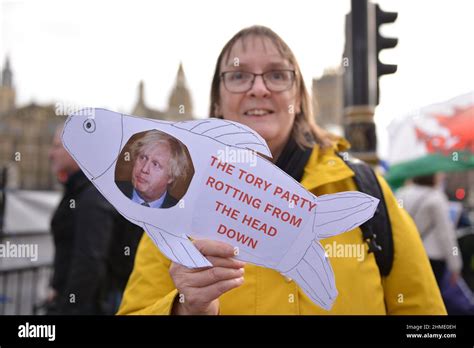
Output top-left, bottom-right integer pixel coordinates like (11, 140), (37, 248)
(62, 108), (379, 310)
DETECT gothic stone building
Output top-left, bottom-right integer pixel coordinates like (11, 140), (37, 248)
(0, 58), (194, 190)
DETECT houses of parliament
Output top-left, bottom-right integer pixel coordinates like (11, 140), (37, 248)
(0, 58), (195, 190)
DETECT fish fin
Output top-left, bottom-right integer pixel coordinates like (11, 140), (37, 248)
(314, 191), (379, 239)
(144, 224), (212, 268)
(283, 242), (337, 311)
(172, 119), (272, 157)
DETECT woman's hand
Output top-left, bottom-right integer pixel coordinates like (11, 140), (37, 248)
(170, 239), (245, 315)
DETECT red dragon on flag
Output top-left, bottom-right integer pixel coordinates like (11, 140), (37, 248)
(385, 92), (474, 189)
(415, 105), (474, 155)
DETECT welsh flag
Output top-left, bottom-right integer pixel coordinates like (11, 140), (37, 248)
(385, 92), (474, 189)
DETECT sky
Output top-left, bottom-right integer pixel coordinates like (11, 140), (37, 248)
(1, 0), (473, 158)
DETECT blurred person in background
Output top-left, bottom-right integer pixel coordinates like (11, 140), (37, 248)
(397, 173), (462, 286)
(47, 123), (143, 314)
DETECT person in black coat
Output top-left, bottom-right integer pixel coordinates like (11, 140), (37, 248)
(47, 125), (143, 315)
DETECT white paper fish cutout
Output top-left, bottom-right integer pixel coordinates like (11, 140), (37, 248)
(62, 108), (379, 310)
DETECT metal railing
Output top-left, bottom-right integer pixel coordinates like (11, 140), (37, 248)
(0, 262), (52, 315)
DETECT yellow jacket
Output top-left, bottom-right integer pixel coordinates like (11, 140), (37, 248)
(117, 140), (446, 315)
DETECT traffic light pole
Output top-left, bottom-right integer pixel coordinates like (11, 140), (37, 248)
(343, 0), (397, 165)
(344, 105), (377, 164)
(343, 0), (377, 164)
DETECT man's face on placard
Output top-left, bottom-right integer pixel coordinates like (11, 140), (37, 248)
(131, 142), (173, 202)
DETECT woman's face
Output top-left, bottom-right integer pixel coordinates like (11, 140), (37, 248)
(216, 35), (300, 156)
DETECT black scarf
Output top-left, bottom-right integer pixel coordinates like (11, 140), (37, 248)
(275, 136), (314, 183)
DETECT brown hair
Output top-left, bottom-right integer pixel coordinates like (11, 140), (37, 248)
(209, 25), (336, 149)
(412, 174), (436, 187)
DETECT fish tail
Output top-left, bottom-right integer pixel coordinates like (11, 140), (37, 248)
(283, 242), (337, 311)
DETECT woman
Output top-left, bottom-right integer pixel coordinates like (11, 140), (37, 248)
(397, 174), (462, 286)
(118, 25), (446, 315)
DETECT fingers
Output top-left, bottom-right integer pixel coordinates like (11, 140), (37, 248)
(185, 267), (245, 288)
(169, 238), (246, 314)
(190, 277), (245, 305)
(206, 255), (245, 269)
(192, 239), (245, 268)
(193, 239), (236, 258)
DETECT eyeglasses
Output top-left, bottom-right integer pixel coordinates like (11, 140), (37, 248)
(220, 70), (296, 93)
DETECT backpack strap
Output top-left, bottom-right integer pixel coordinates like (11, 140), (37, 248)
(339, 154), (394, 277)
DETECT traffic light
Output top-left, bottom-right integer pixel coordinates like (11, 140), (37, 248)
(343, 0), (398, 107)
(343, 0), (373, 107)
(342, 0), (398, 162)
(373, 3), (398, 104)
